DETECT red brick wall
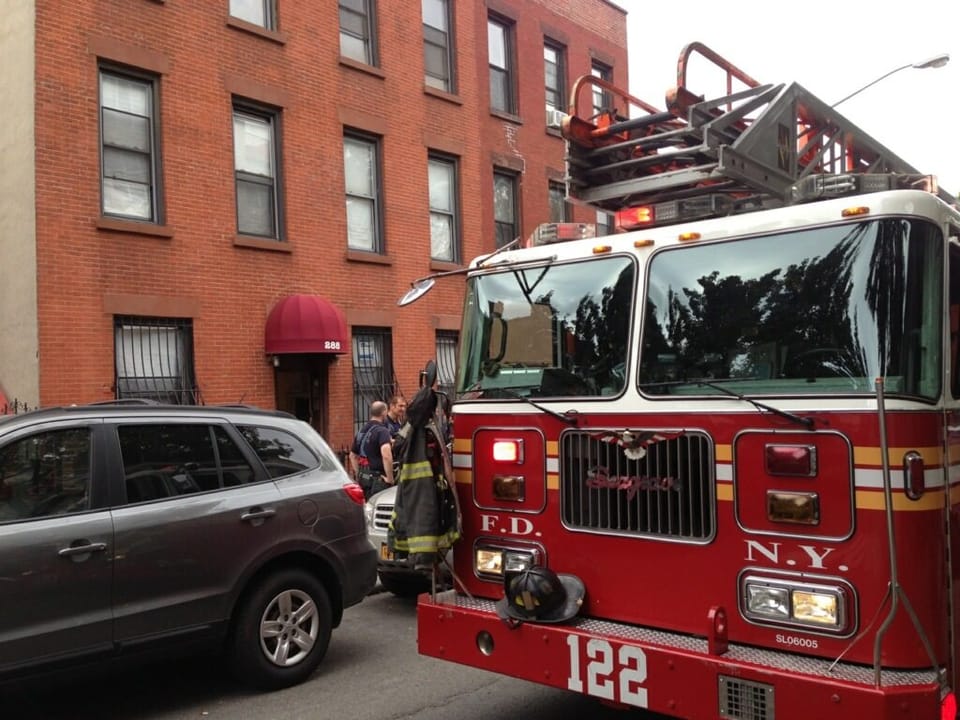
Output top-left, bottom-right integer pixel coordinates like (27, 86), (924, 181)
(31, 0), (627, 450)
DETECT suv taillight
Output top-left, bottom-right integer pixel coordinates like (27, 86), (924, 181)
(343, 483), (366, 505)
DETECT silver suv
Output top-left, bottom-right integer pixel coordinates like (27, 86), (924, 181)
(0, 401), (376, 689)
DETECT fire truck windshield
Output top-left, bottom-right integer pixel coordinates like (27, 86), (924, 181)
(638, 218), (943, 400)
(458, 255), (635, 398)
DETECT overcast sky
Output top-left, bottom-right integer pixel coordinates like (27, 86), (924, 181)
(623, 0), (960, 196)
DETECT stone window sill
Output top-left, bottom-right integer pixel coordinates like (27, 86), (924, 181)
(96, 216), (174, 238)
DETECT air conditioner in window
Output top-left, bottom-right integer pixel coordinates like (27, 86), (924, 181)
(545, 108), (568, 130)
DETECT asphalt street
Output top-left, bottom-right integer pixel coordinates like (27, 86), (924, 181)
(0, 587), (660, 720)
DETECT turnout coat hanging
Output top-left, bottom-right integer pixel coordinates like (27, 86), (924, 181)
(388, 384), (460, 570)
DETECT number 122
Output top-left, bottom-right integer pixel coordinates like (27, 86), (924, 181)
(566, 635), (649, 707)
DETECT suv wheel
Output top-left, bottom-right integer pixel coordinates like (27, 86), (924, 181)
(230, 568), (332, 689)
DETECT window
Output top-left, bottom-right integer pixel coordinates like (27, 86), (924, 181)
(429, 154), (458, 262)
(549, 182), (570, 223)
(115, 316), (199, 404)
(638, 219), (943, 399)
(596, 210), (614, 236)
(344, 133), (383, 253)
(591, 61), (613, 116)
(544, 41), (565, 111)
(0, 429), (91, 522)
(458, 256), (634, 398)
(118, 424), (256, 502)
(233, 105), (281, 238)
(493, 170), (518, 248)
(488, 17), (514, 114)
(340, 0), (376, 65)
(352, 329), (395, 434)
(100, 69), (159, 222)
(239, 426), (326, 478)
(230, 0), (275, 29)
(423, 0), (454, 92)
(436, 330), (458, 399)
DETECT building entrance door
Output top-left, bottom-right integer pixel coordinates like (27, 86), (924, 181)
(274, 355), (329, 439)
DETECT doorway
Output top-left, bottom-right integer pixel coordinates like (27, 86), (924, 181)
(274, 355), (330, 439)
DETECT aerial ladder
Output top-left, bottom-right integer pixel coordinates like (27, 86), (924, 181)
(562, 41), (955, 222)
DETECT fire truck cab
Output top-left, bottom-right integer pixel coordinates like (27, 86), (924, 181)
(415, 42), (960, 720)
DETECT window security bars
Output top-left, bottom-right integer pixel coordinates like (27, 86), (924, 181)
(114, 316), (199, 405)
(352, 328), (397, 434)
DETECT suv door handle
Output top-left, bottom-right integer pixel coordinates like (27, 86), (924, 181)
(240, 508), (276, 525)
(58, 541), (107, 558)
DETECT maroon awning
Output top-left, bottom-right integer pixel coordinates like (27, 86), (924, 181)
(264, 294), (348, 354)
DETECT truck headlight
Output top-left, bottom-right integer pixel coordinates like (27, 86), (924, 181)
(792, 589), (839, 626)
(474, 544), (540, 580)
(745, 584), (789, 620)
(742, 575), (848, 633)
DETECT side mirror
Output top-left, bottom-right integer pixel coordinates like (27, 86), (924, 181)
(397, 278), (436, 306)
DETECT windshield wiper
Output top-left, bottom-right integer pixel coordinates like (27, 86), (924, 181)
(639, 378), (814, 430)
(462, 382), (579, 426)
(696, 380), (814, 430)
(500, 388), (579, 426)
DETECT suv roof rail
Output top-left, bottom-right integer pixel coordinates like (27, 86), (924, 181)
(86, 398), (162, 406)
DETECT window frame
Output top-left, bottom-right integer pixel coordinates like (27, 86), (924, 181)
(428, 153), (460, 263)
(343, 131), (385, 254)
(493, 169), (519, 249)
(114, 316), (199, 405)
(351, 328), (396, 434)
(0, 427), (93, 522)
(339, 0), (378, 66)
(591, 61), (613, 117)
(487, 16), (515, 115)
(543, 40), (566, 112)
(229, 0), (277, 30)
(232, 102), (283, 240)
(99, 67), (162, 223)
(435, 330), (459, 399)
(548, 181), (570, 223)
(596, 209), (614, 236)
(423, 0), (455, 93)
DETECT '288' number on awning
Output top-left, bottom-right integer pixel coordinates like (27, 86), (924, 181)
(566, 635), (648, 707)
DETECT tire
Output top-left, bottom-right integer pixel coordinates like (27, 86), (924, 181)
(378, 572), (431, 598)
(229, 568), (333, 690)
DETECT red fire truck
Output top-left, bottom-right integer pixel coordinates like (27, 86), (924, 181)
(413, 42), (960, 719)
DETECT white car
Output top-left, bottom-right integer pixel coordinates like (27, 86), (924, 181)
(365, 485), (451, 596)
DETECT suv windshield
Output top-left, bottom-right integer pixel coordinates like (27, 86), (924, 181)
(457, 256), (635, 398)
(639, 219), (943, 399)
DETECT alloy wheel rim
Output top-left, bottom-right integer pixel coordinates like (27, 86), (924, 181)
(259, 588), (319, 667)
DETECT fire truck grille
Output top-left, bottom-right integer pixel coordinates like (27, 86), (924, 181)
(559, 429), (714, 540)
(718, 675), (774, 720)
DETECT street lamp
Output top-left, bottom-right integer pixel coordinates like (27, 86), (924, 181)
(832, 53), (950, 108)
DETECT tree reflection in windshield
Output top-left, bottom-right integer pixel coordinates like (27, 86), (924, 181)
(639, 219), (942, 399)
(458, 256), (635, 398)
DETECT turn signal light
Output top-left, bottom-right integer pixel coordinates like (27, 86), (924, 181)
(767, 491), (820, 525)
(493, 474), (525, 501)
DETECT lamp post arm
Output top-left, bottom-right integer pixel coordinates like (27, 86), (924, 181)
(832, 64), (910, 108)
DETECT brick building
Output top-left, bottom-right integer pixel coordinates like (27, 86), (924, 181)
(0, 0), (628, 452)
